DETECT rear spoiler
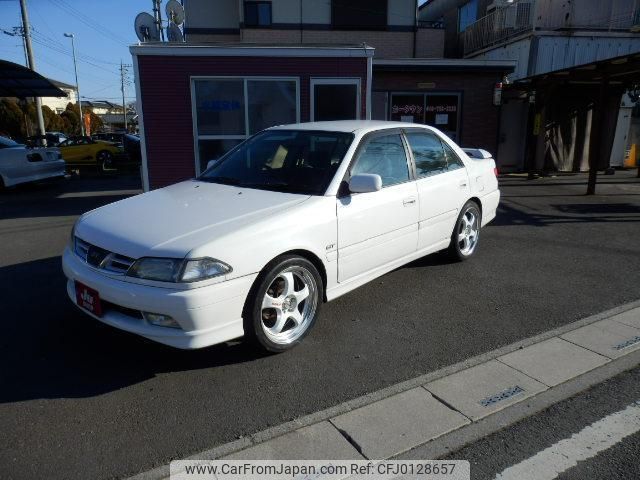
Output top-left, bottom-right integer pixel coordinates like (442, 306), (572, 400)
(462, 148), (493, 160)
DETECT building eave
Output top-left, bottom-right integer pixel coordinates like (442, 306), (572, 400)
(374, 58), (517, 72)
(129, 42), (375, 58)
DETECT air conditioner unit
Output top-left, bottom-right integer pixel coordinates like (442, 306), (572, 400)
(502, 0), (533, 29)
(486, 0), (514, 14)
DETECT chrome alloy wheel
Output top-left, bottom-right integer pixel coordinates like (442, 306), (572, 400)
(260, 266), (318, 345)
(457, 209), (479, 256)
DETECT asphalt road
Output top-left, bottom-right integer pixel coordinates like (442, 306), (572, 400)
(1, 172), (639, 479)
(442, 366), (640, 480)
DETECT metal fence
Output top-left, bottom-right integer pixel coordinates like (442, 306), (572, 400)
(464, 0), (640, 56)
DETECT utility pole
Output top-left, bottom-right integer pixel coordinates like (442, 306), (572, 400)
(19, 0), (46, 142)
(120, 60), (128, 132)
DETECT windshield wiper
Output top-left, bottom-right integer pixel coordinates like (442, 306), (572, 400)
(199, 176), (242, 186)
(240, 182), (310, 194)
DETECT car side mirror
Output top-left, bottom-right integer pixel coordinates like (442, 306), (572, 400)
(206, 158), (219, 170)
(349, 173), (382, 194)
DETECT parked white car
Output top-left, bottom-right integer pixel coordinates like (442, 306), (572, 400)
(0, 136), (66, 188)
(63, 121), (499, 352)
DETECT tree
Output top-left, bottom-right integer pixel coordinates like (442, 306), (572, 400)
(41, 105), (64, 132)
(61, 102), (103, 135)
(0, 99), (29, 139)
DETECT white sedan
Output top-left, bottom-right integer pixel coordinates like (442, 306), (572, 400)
(0, 136), (66, 188)
(63, 121), (499, 352)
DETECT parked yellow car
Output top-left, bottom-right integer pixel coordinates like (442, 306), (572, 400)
(58, 136), (123, 173)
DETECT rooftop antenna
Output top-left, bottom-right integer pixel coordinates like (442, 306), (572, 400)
(165, 0), (185, 26)
(165, 0), (185, 42)
(134, 12), (160, 42)
(167, 23), (184, 42)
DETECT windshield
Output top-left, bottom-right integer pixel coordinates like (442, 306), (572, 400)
(198, 130), (354, 195)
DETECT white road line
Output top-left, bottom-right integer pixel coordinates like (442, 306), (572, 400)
(494, 400), (640, 480)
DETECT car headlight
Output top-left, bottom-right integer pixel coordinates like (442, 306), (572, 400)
(180, 258), (232, 282)
(127, 257), (183, 282)
(127, 257), (232, 283)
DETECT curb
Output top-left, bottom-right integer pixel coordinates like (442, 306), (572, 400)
(127, 299), (640, 480)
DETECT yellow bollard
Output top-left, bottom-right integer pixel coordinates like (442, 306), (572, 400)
(624, 144), (637, 168)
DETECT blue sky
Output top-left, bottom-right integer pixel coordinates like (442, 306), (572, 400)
(0, 0), (147, 103)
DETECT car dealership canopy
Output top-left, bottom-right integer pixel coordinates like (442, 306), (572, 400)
(0, 59), (67, 98)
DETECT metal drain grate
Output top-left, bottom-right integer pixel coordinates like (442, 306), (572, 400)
(479, 385), (525, 407)
(613, 336), (640, 351)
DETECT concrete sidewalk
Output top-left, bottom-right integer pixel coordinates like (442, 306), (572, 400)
(131, 300), (640, 480)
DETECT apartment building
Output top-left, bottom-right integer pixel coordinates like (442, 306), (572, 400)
(41, 79), (76, 114)
(183, 0), (443, 58)
(420, 0), (640, 172)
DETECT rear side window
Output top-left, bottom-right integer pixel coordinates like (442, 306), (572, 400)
(405, 132), (447, 177)
(351, 134), (410, 187)
(442, 141), (465, 171)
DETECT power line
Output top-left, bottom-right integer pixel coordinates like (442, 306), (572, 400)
(49, 0), (130, 46)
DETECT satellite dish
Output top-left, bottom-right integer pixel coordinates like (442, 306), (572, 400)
(165, 0), (185, 26)
(167, 23), (184, 43)
(134, 12), (160, 42)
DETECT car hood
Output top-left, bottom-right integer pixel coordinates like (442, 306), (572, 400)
(75, 180), (310, 259)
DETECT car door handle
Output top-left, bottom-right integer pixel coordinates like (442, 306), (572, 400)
(403, 197), (417, 206)
(459, 180), (468, 188)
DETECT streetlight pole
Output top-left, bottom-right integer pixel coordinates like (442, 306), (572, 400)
(64, 33), (84, 137)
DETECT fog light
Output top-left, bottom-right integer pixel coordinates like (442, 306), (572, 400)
(143, 312), (180, 329)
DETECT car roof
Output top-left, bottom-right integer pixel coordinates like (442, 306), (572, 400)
(268, 120), (432, 134)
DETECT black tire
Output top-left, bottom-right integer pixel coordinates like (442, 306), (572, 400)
(96, 150), (115, 174)
(243, 255), (323, 353)
(447, 201), (482, 262)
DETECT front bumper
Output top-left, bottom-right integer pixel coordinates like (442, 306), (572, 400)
(62, 247), (256, 349)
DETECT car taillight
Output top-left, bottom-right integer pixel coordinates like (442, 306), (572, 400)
(493, 167), (499, 177)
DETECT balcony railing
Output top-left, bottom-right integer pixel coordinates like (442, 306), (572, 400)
(463, 0), (640, 56)
(463, 0), (535, 55)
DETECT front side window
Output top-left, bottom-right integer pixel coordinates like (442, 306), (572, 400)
(351, 134), (410, 187)
(199, 130), (353, 195)
(312, 79), (360, 122)
(244, 1), (272, 27)
(405, 131), (447, 178)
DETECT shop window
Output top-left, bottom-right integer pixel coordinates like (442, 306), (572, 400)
(194, 79), (245, 136)
(244, 1), (272, 27)
(198, 139), (244, 171)
(332, 0), (387, 30)
(192, 77), (299, 174)
(247, 80), (297, 134)
(311, 79), (360, 122)
(390, 93), (460, 142)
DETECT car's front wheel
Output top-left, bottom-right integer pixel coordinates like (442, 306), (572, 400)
(245, 255), (322, 352)
(448, 201), (481, 261)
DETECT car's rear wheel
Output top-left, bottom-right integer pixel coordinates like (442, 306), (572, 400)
(244, 255), (322, 353)
(97, 150), (115, 174)
(448, 201), (481, 261)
